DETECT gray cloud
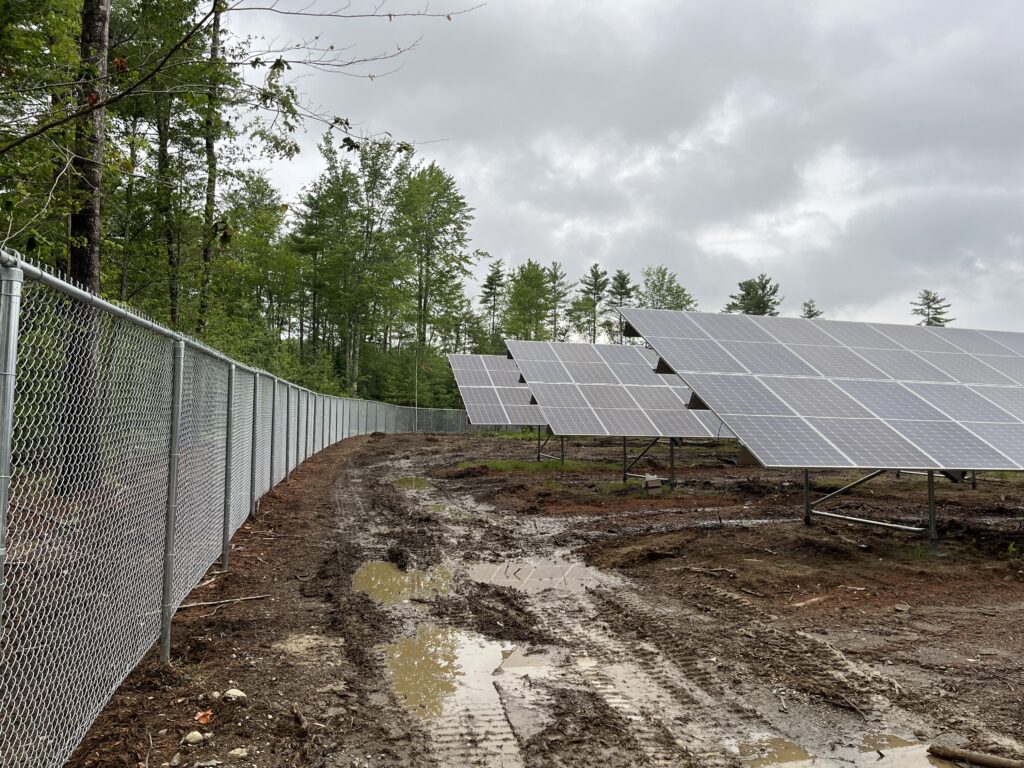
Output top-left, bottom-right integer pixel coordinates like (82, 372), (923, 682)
(234, 0), (1024, 330)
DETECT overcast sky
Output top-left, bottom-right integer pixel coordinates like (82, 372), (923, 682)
(234, 0), (1024, 330)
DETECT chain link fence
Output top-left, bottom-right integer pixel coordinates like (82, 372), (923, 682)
(0, 252), (479, 768)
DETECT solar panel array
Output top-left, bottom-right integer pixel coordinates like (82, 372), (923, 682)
(620, 308), (1024, 470)
(505, 340), (732, 438)
(448, 354), (545, 426)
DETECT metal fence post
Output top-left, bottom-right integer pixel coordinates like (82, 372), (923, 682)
(269, 378), (277, 486)
(221, 364), (235, 569)
(249, 373), (260, 517)
(0, 265), (24, 640)
(285, 385), (292, 479)
(159, 339), (185, 664)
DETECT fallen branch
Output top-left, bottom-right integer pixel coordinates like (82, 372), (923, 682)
(178, 594), (271, 610)
(291, 702), (310, 735)
(927, 746), (1024, 768)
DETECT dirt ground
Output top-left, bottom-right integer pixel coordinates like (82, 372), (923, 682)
(68, 433), (1024, 768)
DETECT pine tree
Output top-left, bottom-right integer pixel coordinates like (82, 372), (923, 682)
(723, 273), (783, 315)
(800, 299), (823, 319)
(605, 269), (637, 343)
(910, 289), (954, 327)
(636, 265), (697, 311)
(569, 263), (610, 343)
(503, 260), (551, 340)
(545, 261), (574, 342)
(478, 254), (505, 337)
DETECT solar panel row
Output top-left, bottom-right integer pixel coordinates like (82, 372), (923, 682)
(505, 340), (732, 439)
(448, 354), (545, 426)
(621, 309), (1024, 470)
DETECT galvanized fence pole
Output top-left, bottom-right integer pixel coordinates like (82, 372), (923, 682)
(159, 339), (186, 664)
(269, 378), (277, 486)
(249, 373), (260, 517)
(0, 265), (24, 640)
(285, 384), (292, 479)
(221, 364), (235, 568)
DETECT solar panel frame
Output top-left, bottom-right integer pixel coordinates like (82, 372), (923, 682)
(619, 308), (1024, 470)
(448, 354), (545, 426)
(506, 340), (730, 438)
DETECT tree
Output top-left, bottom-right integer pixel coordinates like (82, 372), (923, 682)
(478, 255), (505, 338)
(724, 273), (782, 315)
(636, 265), (697, 311)
(910, 289), (954, 327)
(605, 268), (636, 343)
(503, 260), (551, 341)
(800, 299), (823, 319)
(569, 263), (609, 343)
(545, 261), (574, 342)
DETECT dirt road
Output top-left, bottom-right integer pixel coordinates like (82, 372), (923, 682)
(70, 433), (1024, 767)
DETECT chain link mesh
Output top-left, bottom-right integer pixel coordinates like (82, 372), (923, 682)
(0, 267), (474, 768)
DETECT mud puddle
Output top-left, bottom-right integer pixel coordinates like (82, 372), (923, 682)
(733, 734), (959, 767)
(352, 560), (452, 604)
(386, 625), (552, 766)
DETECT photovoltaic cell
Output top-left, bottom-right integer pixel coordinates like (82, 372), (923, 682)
(971, 355), (1024, 386)
(751, 315), (841, 346)
(689, 312), (776, 343)
(788, 344), (890, 379)
(934, 327), (1019, 356)
(681, 374), (793, 416)
(968, 386), (1024, 420)
(904, 383), (1021, 423)
(815, 320), (902, 349)
(718, 340), (819, 376)
(563, 361), (620, 385)
(694, 409), (735, 438)
(961, 422), (1024, 465)
(515, 359), (571, 383)
(627, 386), (689, 410)
(915, 352), (1017, 386)
(719, 415), (853, 468)
(805, 418), (935, 468)
(760, 377), (874, 418)
(577, 384), (638, 409)
(884, 420), (1017, 469)
(448, 354), (544, 426)
(977, 330), (1024, 356)
(851, 348), (954, 383)
(835, 379), (950, 421)
(869, 323), (962, 353)
(646, 336), (747, 374)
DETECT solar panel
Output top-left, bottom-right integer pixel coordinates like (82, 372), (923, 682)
(448, 354), (545, 426)
(506, 339), (729, 438)
(619, 308), (1024, 470)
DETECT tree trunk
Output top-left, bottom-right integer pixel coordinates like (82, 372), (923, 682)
(156, 97), (178, 326)
(197, 6), (221, 334)
(68, 0), (111, 292)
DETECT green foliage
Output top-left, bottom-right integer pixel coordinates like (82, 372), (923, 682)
(723, 273), (783, 315)
(800, 299), (823, 319)
(503, 259), (551, 341)
(910, 289), (954, 327)
(636, 265), (697, 311)
(569, 263), (609, 343)
(605, 268), (637, 343)
(457, 459), (619, 473)
(545, 261), (574, 342)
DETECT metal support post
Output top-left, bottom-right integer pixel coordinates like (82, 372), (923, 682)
(0, 265), (24, 639)
(269, 379), (277, 486)
(537, 426), (541, 461)
(622, 438), (628, 483)
(321, 395), (326, 448)
(160, 339), (185, 664)
(971, 470), (977, 490)
(803, 469), (811, 526)
(221, 365), (235, 569)
(927, 470), (937, 549)
(249, 373), (260, 517)
(285, 386), (292, 480)
(669, 439), (676, 489)
(560, 436), (565, 463)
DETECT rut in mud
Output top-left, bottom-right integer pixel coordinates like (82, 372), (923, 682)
(69, 433), (1024, 768)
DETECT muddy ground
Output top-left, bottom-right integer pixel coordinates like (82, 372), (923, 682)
(68, 433), (1024, 767)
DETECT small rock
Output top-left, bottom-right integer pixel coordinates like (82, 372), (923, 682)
(158, 728), (168, 736)
(195, 760), (222, 767)
(227, 748), (249, 759)
(223, 688), (248, 703)
(203, 733), (214, 741)
(182, 731), (204, 746)
(210, 691), (221, 700)
(894, 603), (911, 612)
(169, 753), (184, 767)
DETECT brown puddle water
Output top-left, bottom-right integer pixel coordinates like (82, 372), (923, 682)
(469, 556), (608, 593)
(351, 561), (452, 604)
(738, 737), (813, 766)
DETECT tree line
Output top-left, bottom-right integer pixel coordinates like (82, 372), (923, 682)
(0, 1), (956, 411)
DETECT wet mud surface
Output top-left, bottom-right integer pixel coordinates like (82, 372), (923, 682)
(68, 433), (1024, 767)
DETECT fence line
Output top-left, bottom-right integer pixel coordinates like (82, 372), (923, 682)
(0, 249), (478, 768)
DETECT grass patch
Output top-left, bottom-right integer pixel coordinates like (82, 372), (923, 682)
(977, 470), (1024, 482)
(458, 459), (619, 473)
(394, 476), (431, 490)
(476, 429), (538, 440)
